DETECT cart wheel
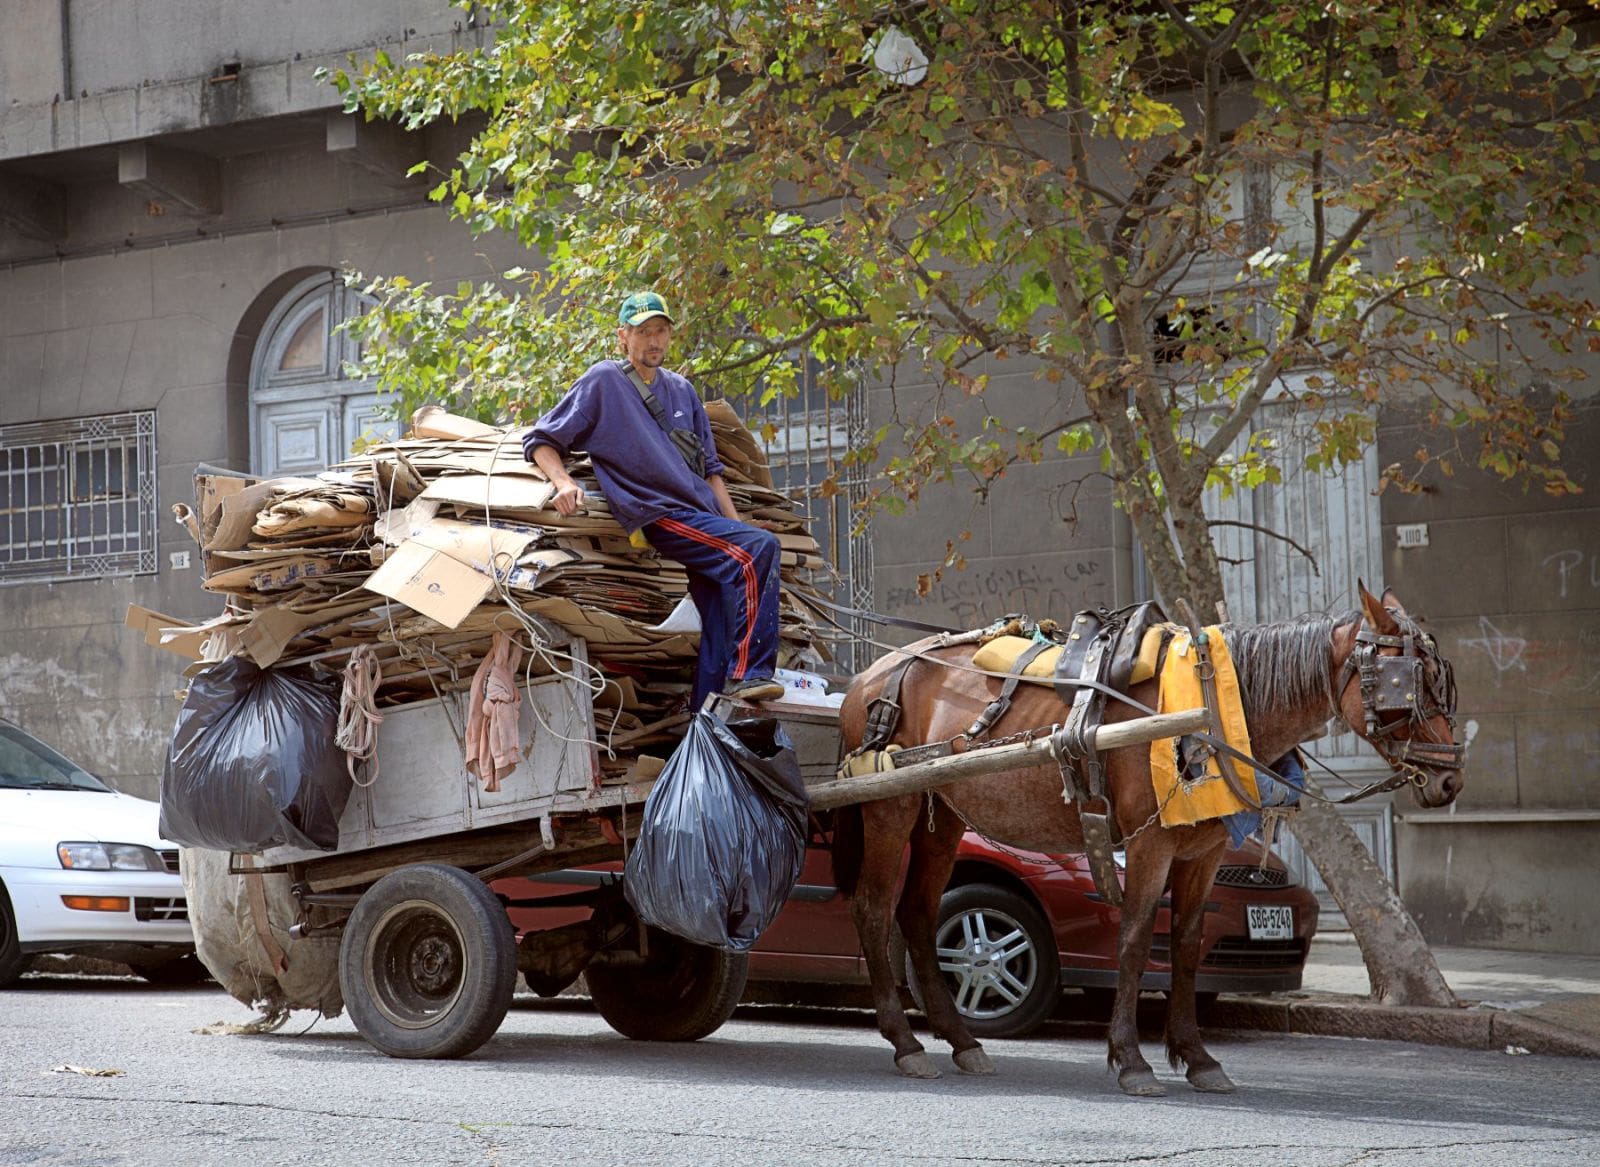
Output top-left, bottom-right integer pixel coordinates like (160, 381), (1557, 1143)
(585, 927), (748, 1041)
(340, 864), (516, 1059)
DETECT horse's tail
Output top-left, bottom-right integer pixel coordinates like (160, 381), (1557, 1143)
(830, 804), (864, 898)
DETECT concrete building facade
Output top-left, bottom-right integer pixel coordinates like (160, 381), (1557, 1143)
(1, 2), (1594, 954)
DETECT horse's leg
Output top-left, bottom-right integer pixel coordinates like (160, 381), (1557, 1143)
(1166, 851), (1235, 1093)
(1107, 832), (1176, 1097)
(850, 795), (940, 1078)
(896, 796), (995, 1076)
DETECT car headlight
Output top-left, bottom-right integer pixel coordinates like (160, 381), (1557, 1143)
(57, 842), (165, 871)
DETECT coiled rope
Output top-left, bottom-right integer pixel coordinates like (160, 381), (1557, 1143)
(336, 644), (385, 787)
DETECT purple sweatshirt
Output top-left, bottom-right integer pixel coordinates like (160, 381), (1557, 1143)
(522, 359), (726, 533)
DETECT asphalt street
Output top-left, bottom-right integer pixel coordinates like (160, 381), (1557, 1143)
(3, 973), (1599, 1167)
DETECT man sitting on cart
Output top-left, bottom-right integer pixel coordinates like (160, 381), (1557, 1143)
(523, 291), (785, 709)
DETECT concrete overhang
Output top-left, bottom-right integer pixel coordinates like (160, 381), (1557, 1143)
(0, 29), (468, 167)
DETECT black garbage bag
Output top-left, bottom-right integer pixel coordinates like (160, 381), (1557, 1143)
(160, 655), (351, 852)
(623, 711), (809, 952)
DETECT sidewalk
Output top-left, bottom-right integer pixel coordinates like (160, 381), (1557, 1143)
(1210, 933), (1600, 1058)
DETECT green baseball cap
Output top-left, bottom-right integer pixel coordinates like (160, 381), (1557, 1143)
(618, 291), (675, 327)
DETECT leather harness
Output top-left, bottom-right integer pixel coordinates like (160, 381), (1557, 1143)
(845, 602), (1465, 906)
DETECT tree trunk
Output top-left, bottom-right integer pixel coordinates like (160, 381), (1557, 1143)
(1135, 497), (1454, 1008)
(1288, 788), (1457, 1007)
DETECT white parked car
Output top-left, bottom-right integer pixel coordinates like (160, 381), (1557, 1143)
(0, 718), (200, 986)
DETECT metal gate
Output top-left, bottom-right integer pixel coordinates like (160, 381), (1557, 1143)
(741, 361), (874, 675)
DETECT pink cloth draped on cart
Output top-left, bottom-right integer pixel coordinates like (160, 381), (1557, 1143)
(465, 631), (524, 792)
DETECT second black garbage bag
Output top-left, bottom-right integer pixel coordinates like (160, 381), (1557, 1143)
(623, 711), (810, 952)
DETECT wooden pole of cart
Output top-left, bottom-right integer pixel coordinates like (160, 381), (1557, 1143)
(805, 707), (1211, 810)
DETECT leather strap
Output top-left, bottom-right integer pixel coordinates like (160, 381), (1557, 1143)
(236, 855), (290, 976)
(965, 639), (1052, 739)
(617, 360), (707, 477)
(1054, 616), (1119, 804)
(862, 654), (918, 752)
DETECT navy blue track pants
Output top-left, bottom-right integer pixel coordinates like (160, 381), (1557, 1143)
(643, 509), (781, 710)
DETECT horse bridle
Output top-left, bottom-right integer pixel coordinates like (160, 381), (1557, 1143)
(1334, 610), (1465, 795)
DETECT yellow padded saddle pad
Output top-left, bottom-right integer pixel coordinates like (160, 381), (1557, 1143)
(971, 628), (1164, 686)
(1149, 628), (1259, 827)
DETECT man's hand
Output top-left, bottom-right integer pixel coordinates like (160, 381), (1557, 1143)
(531, 443), (585, 514)
(551, 480), (586, 515)
(707, 473), (741, 523)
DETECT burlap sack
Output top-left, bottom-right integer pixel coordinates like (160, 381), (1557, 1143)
(181, 847), (344, 1021)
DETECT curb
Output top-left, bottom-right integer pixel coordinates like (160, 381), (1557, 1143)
(1208, 995), (1600, 1059)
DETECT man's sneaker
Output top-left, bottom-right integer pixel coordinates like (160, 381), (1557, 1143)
(724, 676), (785, 703)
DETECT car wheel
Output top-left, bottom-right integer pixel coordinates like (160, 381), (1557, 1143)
(585, 927), (748, 1042)
(339, 864), (517, 1060)
(131, 954), (213, 987)
(906, 883), (1061, 1039)
(1, 886), (33, 988)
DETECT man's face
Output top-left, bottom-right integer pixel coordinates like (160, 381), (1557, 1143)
(619, 318), (674, 369)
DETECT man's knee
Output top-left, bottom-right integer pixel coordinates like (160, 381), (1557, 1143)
(736, 521), (780, 566)
(749, 525), (780, 565)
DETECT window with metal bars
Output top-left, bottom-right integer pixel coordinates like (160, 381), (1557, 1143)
(740, 360), (874, 675)
(0, 411), (158, 585)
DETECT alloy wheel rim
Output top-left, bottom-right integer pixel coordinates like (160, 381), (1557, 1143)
(934, 906), (1038, 1020)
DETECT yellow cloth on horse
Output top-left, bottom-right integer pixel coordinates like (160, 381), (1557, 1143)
(1150, 628), (1259, 828)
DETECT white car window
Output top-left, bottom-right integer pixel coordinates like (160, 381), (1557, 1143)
(0, 725), (110, 792)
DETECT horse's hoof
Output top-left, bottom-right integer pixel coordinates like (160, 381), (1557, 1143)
(1188, 1066), (1237, 1094)
(1118, 1068), (1166, 1097)
(952, 1047), (996, 1076)
(895, 1051), (942, 1079)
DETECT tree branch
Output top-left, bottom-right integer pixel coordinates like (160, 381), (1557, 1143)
(699, 313), (871, 378)
(1206, 518), (1322, 575)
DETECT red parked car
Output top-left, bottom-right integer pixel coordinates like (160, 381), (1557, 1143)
(499, 830), (1318, 1038)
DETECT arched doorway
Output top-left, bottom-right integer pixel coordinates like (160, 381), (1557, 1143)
(248, 271), (397, 476)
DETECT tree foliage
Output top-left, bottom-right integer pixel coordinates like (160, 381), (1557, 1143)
(330, 0), (1598, 607)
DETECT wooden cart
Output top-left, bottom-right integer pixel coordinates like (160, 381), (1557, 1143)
(257, 617), (1206, 1060)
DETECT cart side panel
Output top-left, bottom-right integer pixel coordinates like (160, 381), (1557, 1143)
(260, 666), (599, 867)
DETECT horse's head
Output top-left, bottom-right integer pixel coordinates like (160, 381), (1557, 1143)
(1334, 582), (1464, 808)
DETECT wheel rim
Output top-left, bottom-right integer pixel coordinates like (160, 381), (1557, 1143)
(934, 906), (1038, 1020)
(363, 898), (469, 1030)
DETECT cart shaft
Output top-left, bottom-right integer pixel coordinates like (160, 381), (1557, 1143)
(808, 707), (1210, 810)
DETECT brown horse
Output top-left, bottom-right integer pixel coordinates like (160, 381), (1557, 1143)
(833, 583), (1463, 1095)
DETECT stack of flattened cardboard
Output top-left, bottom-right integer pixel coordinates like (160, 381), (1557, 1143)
(142, 406), (837, 760)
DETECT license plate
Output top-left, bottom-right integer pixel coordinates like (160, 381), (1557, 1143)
(1247, 904), (1294, 941)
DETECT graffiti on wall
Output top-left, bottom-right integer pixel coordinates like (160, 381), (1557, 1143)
(882, 558), (1109, 628)
(1542, 548), (1600, 600)
(1458, 615), (1528, 680)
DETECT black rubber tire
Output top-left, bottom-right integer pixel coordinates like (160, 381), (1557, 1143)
(130, 953), (213, 987)
(0, 886), (32, 988)
(339, 864), (517, 1059)
(906, 882), (1062, 1039)
(586, 927), (748, 1041)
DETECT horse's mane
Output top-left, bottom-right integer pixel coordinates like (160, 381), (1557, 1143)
(1222, 610), (1357, 724)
